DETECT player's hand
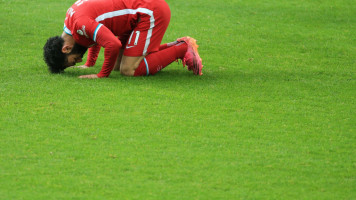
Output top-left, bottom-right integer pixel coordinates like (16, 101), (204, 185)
(79, 74), (99, 79)
(71, 65), (90, 69)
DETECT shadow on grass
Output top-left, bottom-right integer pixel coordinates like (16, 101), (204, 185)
(57, 65), (302, 90)
(61, 66), (219, 86)
(55, 64), (343, 88)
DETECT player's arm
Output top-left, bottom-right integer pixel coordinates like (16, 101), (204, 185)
(81, 36), (122, 70)
(75, 19), (122, 78)
(113, 49), (124, 71)
(75, 45), (101, 69)
(85, 44), (101, 67)
(91, 24), (122, 77)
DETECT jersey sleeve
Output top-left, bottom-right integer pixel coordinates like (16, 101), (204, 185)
(93, 24), (122, 77)
(85, 45), (101, 67)
(74, 18), (122, 77)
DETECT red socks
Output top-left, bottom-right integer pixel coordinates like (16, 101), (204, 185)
(133, 42), (187, 76)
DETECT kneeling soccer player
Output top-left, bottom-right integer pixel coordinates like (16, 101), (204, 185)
(43, 0), (203, 78)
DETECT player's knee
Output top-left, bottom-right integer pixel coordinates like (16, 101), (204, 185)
(119, 55), (144, 76)
(120, 66), (135, 76)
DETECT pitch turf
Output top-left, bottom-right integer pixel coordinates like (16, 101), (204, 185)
(0, 0), (355, 199)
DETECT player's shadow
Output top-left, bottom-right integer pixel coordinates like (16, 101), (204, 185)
(62, 66), (218, 86)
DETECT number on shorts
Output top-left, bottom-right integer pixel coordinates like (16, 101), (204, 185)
(128, 31), (140, 46)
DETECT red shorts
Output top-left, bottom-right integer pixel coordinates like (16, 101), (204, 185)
(123, 0), (171, 57)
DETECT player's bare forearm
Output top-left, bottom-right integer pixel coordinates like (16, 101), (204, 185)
(71, 65), (90, 69)
(79, 74), (99, 79)
(113, 49), (124, 71)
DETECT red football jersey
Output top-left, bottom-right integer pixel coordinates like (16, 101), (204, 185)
(63, 0), (170, 77)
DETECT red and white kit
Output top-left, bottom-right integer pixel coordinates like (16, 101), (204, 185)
(64, 0), (171, 77)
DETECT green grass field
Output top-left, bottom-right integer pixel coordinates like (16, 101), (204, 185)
(0, 0), (355, 199)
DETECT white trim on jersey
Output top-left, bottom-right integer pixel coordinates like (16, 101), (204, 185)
(93, 23), (103, 42)
(95, 8), (155, 55)
(143, 58), (149, 76)
(63, 24), (72, 36)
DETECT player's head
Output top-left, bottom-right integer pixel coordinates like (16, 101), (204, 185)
(43, 36), (87, 73)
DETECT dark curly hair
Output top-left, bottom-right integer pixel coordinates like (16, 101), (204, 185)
(43, 36), (66, 73)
